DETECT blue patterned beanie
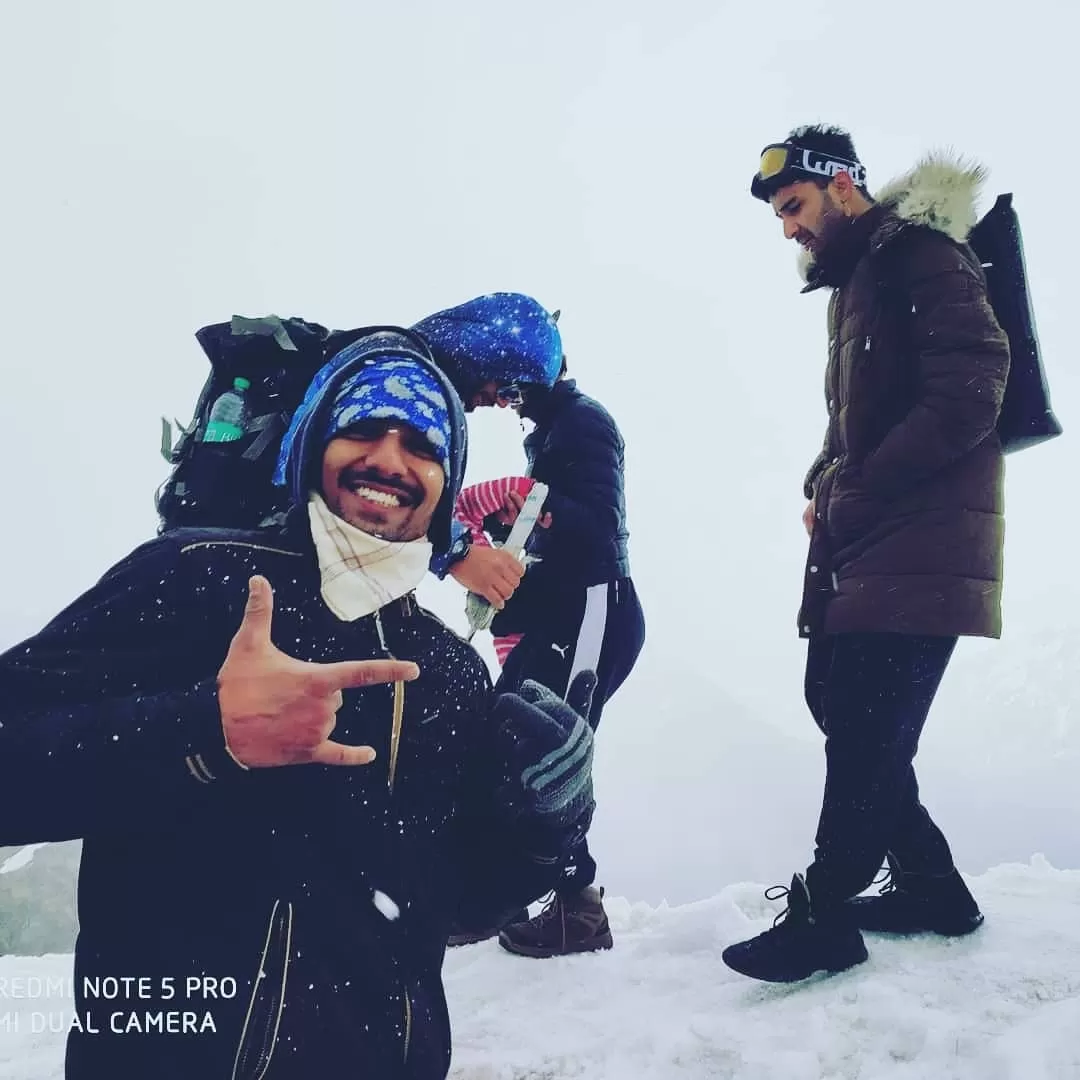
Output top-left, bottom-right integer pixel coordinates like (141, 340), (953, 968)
(274, 353), (453, 489)
(323, 359), (451, 476)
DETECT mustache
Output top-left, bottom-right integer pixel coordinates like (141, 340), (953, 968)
(338, 466), (424, 507)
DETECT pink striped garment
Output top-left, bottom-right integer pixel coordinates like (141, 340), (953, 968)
(454, 476), (536, 666)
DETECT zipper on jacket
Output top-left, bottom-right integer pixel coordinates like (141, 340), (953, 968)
(388, 681), (405, 792)
(374, 609), (406, 793)
(402, 983), (413, 1065)
(376, 604), (412, 1064)
(179, 540), (304, 557)
(231, 899), (293, 1080)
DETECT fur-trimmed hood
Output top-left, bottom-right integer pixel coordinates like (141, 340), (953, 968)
(874, 152), (986, 243)
(799, 152), (988, 285)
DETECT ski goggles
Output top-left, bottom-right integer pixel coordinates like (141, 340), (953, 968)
(751, 142), (867, 201)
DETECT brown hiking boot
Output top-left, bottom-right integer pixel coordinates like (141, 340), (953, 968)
(497, 886), (613, 958)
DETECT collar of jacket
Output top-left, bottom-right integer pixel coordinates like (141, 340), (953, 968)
(521, 378), (577, 427)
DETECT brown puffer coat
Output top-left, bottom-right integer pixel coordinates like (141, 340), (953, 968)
(799, 156), (1011, 640)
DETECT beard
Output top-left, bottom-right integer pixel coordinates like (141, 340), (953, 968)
(807, 192), (851, 256)
(795, 192), (857, 285)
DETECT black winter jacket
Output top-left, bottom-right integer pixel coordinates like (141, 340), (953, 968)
(0, 521), (578, 1080)
(491, 380), (631, 635)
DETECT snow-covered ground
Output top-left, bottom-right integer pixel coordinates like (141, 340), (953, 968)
(2, 859), (1077, 1079)
(446, 859), (1080, 1079)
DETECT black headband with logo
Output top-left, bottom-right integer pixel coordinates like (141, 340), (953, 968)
(751, 142), (868, 201)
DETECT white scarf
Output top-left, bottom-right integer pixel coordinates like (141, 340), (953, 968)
(307, 494), (433, 621)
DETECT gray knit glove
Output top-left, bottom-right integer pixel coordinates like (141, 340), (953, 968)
(493, 671), (597, 830)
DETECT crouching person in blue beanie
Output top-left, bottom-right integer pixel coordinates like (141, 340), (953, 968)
(415, 296), (646, 958)
(0, 329), (597, 1080)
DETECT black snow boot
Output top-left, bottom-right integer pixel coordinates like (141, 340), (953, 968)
(498, 886), (613, 958)
(722, 873), (868, 983)
(447, 907), (529, 948)
(848, 855), (984, 937)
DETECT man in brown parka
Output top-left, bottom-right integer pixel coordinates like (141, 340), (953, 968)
(723, 125), (1011, 984)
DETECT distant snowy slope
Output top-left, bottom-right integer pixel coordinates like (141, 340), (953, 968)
(585, 651), (822, 905)
(941, 612), (1080, 771)
(0, 842), (79, 955)
(910, 618), (1080, 876)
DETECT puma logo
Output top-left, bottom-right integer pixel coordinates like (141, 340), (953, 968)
(551, 643), (570, 658)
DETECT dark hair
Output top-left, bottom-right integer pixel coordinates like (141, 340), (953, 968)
(786, 123), (871, 197)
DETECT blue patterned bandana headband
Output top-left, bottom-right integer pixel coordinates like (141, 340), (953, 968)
(324, 358), (452, 476)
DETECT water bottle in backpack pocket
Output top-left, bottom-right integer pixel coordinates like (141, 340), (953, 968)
(202, 378), (251, 443)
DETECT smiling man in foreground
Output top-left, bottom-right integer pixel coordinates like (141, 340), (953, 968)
(0, 329), (597, 1078)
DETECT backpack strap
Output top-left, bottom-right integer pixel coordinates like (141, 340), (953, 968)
(241, 411), (291, 462)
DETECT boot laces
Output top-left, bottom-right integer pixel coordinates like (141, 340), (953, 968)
(764, 883), (793, 928)
(873, 865), (898, 896)
(531, 891), (563, 926)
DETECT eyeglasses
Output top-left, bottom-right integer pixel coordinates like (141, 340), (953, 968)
(495, 384), (525, 406)
(751, 143), (867, 200)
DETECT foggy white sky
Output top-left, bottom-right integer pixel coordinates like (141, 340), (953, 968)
(1, 1), (1078, 896)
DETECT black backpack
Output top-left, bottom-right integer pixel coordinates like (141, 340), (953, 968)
(882, 194), (1062, 454)
(880, 194), (1061, 454)
(155, 315), (411, 533)
(967, 194), (1062, 453)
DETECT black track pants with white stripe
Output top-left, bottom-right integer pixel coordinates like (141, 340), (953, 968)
(494, 576), (645, 892)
